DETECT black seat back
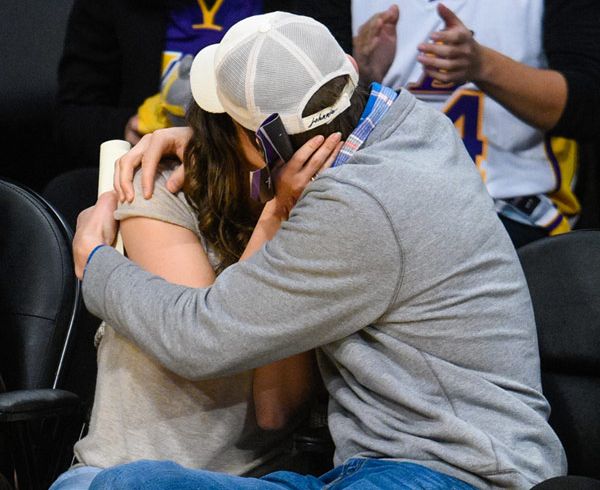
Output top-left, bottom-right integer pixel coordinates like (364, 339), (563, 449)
(0, 178), (100, 489)
(518, 230), (600, 479)
(0, 179), (79, 391)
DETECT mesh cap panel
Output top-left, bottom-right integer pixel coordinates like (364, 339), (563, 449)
(253, 37), (317, 121)
(278, 23), (347, 77)
(216, 39), (252, 116)
(190, 12), (359, 133)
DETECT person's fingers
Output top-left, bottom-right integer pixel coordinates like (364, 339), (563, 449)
(382, 4), (400, 24)
(139, 132), (164, 200)
(418, 54), (465, 72)
(362, 11), (380, 34)
(319, 140), (344, 174)
(120, 153), (138, 203)
(118, 134), (149, 199)
(166, 164), (185, 194)
(424, 68), (456, 84)
(74, 191), (118, 244)
(373, 17), (383, 38)
(140, 127), (193, 199)
(300, 132), (342, 180)
(357, 16), (382, 53)
(437, 3), (463, 29)
(73, 191), (119, 279)
(113, 158), (123, 202)
(75, 206), (90, 230)
(99, 191), (120, 244)
(287, 135), (325, 171)
(169, 127), (193, 161)
(96, 190), (119, 216)
(417, 42), (458, 59)
(430, 27), (469, 45)
(357, 9), (386, 47)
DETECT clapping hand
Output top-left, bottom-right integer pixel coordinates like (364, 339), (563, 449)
(353, 5), (399, 84)
(417, 3), (483, 85)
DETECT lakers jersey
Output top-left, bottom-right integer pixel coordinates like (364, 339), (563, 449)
(352, 0), (579, 234)
(138, 0), (262, 132)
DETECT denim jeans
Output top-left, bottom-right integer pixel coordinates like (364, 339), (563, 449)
(49, 466), (103, 490)
(89, 458), (477, 489)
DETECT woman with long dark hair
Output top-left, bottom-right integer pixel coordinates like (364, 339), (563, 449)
(50, 102), (342, 490)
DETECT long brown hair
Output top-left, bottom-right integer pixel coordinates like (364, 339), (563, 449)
(182, 75), (367, 272)
(183, 103), (262, 273)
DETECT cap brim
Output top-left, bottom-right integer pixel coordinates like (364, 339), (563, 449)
(190, 44), (225, 113)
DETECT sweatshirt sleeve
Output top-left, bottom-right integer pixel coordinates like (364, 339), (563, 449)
(82, 178), (402, 380)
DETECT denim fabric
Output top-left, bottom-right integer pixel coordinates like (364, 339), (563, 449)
(50, 466), (103, 490)
(89, 458), (477, 489)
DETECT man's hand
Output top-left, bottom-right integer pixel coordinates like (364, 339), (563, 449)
(353, 4), (399, 84)
(269, 132), (343, 220)
(73, 191), (119, 279)
(114, 126), (193, 203)
(417, 3), (485, 85)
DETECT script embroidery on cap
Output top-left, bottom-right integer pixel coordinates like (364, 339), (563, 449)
(308, 108), (337, 128)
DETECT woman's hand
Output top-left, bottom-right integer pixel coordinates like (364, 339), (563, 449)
(268, 132), (343, 220)
(417, 3), (485, 85)
(114, 126), (193, 203)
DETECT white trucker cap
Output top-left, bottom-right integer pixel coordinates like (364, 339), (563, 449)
(189, 11), (359, 135)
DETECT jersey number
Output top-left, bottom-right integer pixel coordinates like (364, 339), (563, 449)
(443, 89), (488, 173)
(410, 74), (488, 175)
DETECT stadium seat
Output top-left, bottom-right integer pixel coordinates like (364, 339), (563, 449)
(0, 179), (97, 490)
(519, 230), (600, 487)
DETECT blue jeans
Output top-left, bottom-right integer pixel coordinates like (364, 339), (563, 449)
(50, 466), (103, 490)
(89, 458), (477, 489)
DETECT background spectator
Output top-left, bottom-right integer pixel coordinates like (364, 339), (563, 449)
(353, 0), (600, 247)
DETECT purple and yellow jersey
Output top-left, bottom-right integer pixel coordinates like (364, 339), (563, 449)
(138, 0), (262, 133)
(352, 0), (579, 234)
(162, 0), (262, 86)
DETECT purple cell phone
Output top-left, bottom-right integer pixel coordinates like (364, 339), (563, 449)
(250, 114), (294, 202)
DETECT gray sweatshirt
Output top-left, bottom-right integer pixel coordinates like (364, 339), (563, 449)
(83, 89), (566, 488)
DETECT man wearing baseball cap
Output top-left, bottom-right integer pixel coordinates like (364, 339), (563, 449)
(75, 11), (566, 489)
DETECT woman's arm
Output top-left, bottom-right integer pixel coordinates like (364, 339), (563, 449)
(120, 217), (215, 288)
(241, 200), (317, 430)
(464, 48), (567, 132)
(121, 209), (313, 431)
(252, 351), (317, 431)
(242, 133), (342, 430)
(118, 133), (341, 431)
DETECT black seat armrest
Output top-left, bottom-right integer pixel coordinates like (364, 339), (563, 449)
(0, 389), (80, 422)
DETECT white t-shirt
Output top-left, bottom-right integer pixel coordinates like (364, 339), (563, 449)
(352, 0), (579, 232)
